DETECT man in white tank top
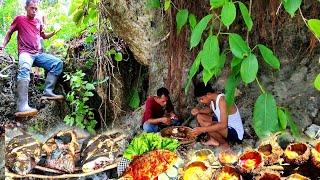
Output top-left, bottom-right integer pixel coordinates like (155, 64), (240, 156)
(191, 82), (244, 148)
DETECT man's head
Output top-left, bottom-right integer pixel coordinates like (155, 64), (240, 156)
(194, 82), (215, 105)
(25, 0), (39, 19)
(155, 87), (170, 107)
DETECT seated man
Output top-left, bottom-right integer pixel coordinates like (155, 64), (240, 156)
(191, 82), (244, 147)
(142, 87), (178, 133)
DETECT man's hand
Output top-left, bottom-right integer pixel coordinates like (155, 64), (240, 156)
(191, 127), (205, 137)
(191, 108), (199, 116)
(161, 117), (171, 125)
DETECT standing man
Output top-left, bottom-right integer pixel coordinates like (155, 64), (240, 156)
(191, 82), (244, 148)
(142, 87), (179, 133)
(0, 0), (64, 117)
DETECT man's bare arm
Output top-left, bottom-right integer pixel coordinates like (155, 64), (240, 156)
(1, 30), (14, 50)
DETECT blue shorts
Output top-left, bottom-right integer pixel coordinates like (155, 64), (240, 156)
(212, 115), (241, 142)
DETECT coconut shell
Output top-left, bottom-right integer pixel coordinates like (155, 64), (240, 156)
(257, 141), (283, 165)
(285, 173), (310, 180)
(238, 150), (264, 174)
(256, 170), (281, 180)
(218, 150), (238, 165)
(212, 165), (241, 180)
(284, 143), (310, 165)
(311, 141), (320, 169)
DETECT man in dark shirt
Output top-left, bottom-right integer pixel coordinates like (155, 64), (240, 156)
(142, 87), (178, 132)
(0, 0), (63, 117)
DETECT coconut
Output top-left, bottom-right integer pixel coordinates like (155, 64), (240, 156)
(257, 141), (283, 165)
(212, 165), (241, 180)
(218, 150), (238, 165)
(238, 150), (264, 174)
(311, 141), (320, 169)
(285, 173), (310, 180)
(255, 170), (281, 180)
(284, 143), (310, 165)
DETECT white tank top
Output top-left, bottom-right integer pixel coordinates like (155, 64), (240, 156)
(210, 94), (244, 140)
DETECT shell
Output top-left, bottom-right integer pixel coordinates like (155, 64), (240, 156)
(182, 161), (213, 180)
(218, 150), (238, 165)
(255, 170), (281, 180)
(284, 143), (310, 165)
(311, 141), (320, 169)
(191, 149), (218, 165)
(285, 173), (310, 180)
(212, 165), (242, 180)
(257, 141), (283, 165)
(238, 150), (264, 174)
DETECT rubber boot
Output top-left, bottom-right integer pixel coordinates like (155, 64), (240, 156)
(42, 72), (64, 100)
(15, 79), (38, 117)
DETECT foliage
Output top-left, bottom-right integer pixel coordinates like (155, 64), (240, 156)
(123, 133), (180, 160)
(128, 88), (140, 109)
(63, 70), (97, 134)
(172, 0), (306, 138)
(277, 108), (300, 137)
(314, 74), (320, 91)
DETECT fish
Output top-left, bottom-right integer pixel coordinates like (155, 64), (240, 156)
(42, 130), (79, 173)
(80, 130), (126, 172)
(5, 133), (41, 175)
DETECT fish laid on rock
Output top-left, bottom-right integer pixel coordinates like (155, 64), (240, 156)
(5, 133), (41, 175)
(42, 130), (79, 173)
(80, 130), (126, 173)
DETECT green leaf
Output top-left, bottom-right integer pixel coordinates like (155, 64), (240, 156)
(114, 52), (123, 61)
(185, 51), (202, 95)
(231, 57), (242, 70)
(314, 73), (320, 91)
(225, 74), (241, 107)
(221, 2), (236, 29)
(307, 19), (320, 38)
(210, 0), (226, 8)
(86, 83), (95, 90)
(129, 89), (140, 109)
(277, 108), (287, 130)
(188, 13), (197, 31)
(258, 44), (280, 69)
(85, 91), (94, 97)
(201, 35), (220, 70)
(146, 0), (161, 8)
(240, 53), (258, 83)
(176, 9), (189, 34)
(229, 33), (250, 59)
(73, 9), (84, 24)
(282, 0), (302, 17)
(253, 93), (279, 138)
(190, 14), (213, 49)
(285, 109), (300, 137)
(202, 69), (214, 85)
(238, 2), (253, 31)
(164, 0), (171, 11)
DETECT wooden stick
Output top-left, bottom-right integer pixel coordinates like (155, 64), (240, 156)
(6, 162), (118, 179)
(34, 165), (64, 174)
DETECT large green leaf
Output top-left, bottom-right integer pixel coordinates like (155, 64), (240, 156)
(238, 2), (253, 31)
(277, 108), (287, 130)
(229, 33), (250, 59)
(188, 13), (197, 31)
(282, 0), (302, 17)
(314, 73), (320, 91)
(190, 14), (213, 49)
(73, 9), (84, 24)
(201, 35), (220, 70)
(231, 57), (242, 70)
(225, 74), (241, 107)
(253, 93), (279, 138)
(210, 0), (226, 8)
(307, 19), (320, 38)
(240, 53), (258, 84)
(146, 0), (161, 8)
(203, 69), (214, 86)
(184, 51), (202, 94)
(221, 2), (236, 28)
(129, 89), (140, 109)
(258, 44), (280, 69)
(176, 9), (189, 34)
